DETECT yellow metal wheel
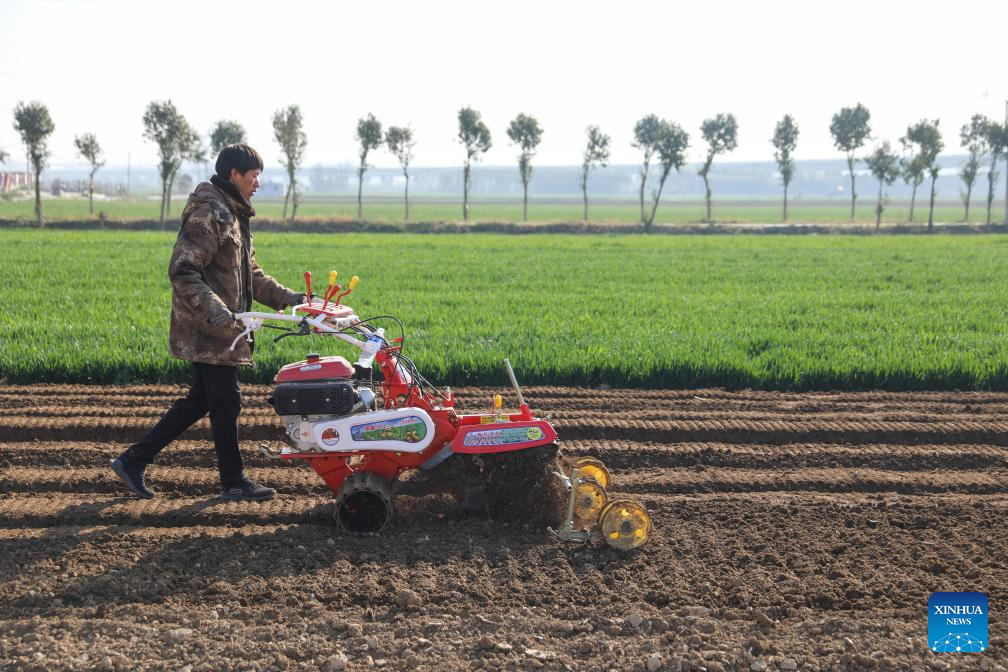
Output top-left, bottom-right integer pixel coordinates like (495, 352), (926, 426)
(571, 457), (611, 490)
(599, 498), (652, 551)
(572, 480), (608, 530)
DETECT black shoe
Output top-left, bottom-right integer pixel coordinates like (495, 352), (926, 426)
(109, 457), (155, 499)
(220, 478), (276, 501)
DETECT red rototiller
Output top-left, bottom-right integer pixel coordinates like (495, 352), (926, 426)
(232, 271), (651, 550)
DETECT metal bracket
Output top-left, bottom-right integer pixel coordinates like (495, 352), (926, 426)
(257, 443), (282, 460)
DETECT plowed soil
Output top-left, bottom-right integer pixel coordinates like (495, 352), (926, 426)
(1, 385), (1005, 671)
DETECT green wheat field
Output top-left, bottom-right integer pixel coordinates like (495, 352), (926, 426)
(1, 229), (1006, 389)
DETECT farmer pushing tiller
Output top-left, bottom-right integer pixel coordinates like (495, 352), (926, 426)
(110, 146), (651, 548)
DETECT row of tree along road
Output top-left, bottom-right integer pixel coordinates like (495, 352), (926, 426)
(6, 100), (1008, 230)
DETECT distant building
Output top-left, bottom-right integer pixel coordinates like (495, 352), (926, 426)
(1, 171), (32, 194)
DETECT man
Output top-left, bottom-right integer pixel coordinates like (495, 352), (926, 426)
(110, 144), (303, 501)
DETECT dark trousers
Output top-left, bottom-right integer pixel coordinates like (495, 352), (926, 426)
(122, 362), (245, 487)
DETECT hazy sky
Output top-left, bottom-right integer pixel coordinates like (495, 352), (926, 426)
(1, 0), (1006, 171)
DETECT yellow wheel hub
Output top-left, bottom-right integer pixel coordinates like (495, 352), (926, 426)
(599, 498), (652, 551)
(572, 480), (607, 529)
(571, 457), (611, 490)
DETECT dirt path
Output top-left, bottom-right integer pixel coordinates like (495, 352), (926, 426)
(1, 385), (1005, 671)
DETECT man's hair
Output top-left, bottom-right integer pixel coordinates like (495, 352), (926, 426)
(215, 144), (264, 179)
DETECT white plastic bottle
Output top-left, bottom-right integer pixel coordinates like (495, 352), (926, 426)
(356, 328), (385, 368)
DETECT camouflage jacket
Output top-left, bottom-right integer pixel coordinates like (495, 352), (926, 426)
(168, 179), (301, 366)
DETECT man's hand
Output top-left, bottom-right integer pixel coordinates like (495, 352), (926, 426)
(285, 290), (306, 308)
(209, 306), (237, 328)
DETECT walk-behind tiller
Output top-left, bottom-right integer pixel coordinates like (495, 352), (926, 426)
(232, 271), (652, 550)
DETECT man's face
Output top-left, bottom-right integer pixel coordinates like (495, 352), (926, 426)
(230, 168), (260, 201)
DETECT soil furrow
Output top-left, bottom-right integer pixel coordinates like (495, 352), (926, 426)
(6, 415), (1008, 445)
(0, 494), (334, 529)
(5, 439), (1007, 471)
(611, 466), (1008, 496)
(0, 466), (332, 496)
(4, 463), (1006, 498)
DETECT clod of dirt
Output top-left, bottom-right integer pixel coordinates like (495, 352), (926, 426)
(322, 653), (348, 672)
(396, 588), (422, 609)
(749, 660), (767, 672)
(780, 659), (797, 671)
(646, 653), (663, 671)
(627, 613), (644, 628)
(165, 628), (192, 643)
(524, 648), (553, 661)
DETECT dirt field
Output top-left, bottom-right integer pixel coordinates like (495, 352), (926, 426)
(1, 385), (1005, 671)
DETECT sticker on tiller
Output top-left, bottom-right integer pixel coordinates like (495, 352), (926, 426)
(300, 364), (322, 371)
(351, 416), (427, 443)
(320, 427), (340, 446)
(464, 426), (545, 447)
(480, 415), (511, 424)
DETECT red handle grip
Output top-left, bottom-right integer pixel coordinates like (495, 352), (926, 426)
(304, 271), (312, 300)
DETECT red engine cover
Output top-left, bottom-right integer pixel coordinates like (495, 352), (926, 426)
(274, 354), (354, 382)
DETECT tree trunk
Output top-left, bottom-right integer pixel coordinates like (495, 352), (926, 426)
(582, 169), (589, 222)
(357, 164), (364, 221)
(909, 183), (917, 223)
(34, 167), (42, 227)
(848, 155), (856, 222)
(702, 174), (712, 223)
(159, 177), (169, 229)
(89, 169), (96, 215)
(166, 170), (177, 218)
(291, 181), (299, 223)
(282, 180), (292, 221)
(927, 174), (937, 232)
(463, 161), (470, 221)
(638, 164), (648, 225)
(987, 169), (996, 225)
(876, 180), (883, 231)
(782, 182), (789, 223)
(964, 184), (972, 222)
(404, 172), (410, 222)
(522, 176), (529, 222)
(646, 167), (671, 233)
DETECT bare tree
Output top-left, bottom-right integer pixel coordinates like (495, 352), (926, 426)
(959, 115), (987, 222)
(457, 107), (492, 221)
(210, 120), (247, 154)
(73, 133), (105, 215)
(829, 103), (872, 221)
(355, 113), (383, 220)
(506, 113), (543, 222)
(698, 113), (738, 223)
(143, 100), (201, 227)
(272, 105), (308, 223)
(644, 120), (689, 232)
(12, 101), (55, 227)
(771, 115), (799, 222)
(385, 126), (415, 222)
(632, 114), (662, 224)
(580, 125), (611, 222)
(864, 141), (900, 231)
(982, 119), (1008, 225)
